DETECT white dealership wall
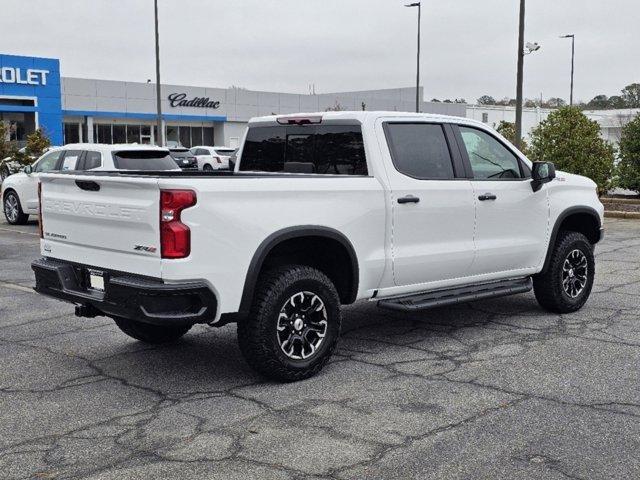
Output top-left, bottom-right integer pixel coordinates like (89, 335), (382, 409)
(60, 78), (467, 147)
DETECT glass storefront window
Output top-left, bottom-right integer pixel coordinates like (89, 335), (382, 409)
(113, 125), (126, 144)
(96, 124), (112, 144)
(203, 127), (214, 146)
(127, 125), (141, 144)
(179, 127), (191, 148)
(63, 123), (80, 144)
(191, 127), (203, 146)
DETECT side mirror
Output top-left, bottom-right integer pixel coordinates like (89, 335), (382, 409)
(531, 161), (556, 192)
(23, 165), (33, 175)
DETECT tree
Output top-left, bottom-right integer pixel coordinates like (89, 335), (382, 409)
(586, 94), (610, 109)
(547, 97), (567, 108)
(529, 107), (615, 195)
(608, 95), (626, 109)
(13, 128), (51, 166)
(477, 95), (496, 105)
(0, 122), (11, 162)
(617, 113), (640, 193)
(621, 83), (640, 108)
(495, 121), (528, 154)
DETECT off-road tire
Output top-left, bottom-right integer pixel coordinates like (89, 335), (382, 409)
(3, 191), (29, 225)
(533, 231), (595, 313)
(113, 317), (192, 344)
(237, 265), (342, 382)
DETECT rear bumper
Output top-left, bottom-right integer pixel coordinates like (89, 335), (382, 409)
(32, 257), (217, 327)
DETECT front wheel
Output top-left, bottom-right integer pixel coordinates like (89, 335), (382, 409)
(533, 231), (595, 313)
(3, 191), (29, 225)
(113, 317), (192, 344)
(238, 265), (341, 382)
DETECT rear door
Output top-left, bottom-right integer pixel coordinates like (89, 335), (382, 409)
(454, 124), (549, 276)
(380, 121), (476, 288)
(40, 174), (163, 278)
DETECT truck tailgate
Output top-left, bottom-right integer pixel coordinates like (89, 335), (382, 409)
(39, 174), (163, 278)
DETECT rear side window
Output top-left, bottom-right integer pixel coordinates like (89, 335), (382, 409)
(112, 150), (177, 170)
(83, 151), (102, 170)
(240, 125), (368, 175)
(384, 123), (454, 180)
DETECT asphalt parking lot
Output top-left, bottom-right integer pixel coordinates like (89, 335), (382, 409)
(0, 217), (639, 479)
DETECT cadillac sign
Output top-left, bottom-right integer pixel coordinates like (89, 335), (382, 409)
(168, 92), (220, 109)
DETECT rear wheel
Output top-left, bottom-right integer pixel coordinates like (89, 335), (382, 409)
(3, 191), (29, 225)
(113, 317), (192, 344)
(203, 164), (214, 172)
(237, 265), (341, 381)
(533, 231), (595, 313)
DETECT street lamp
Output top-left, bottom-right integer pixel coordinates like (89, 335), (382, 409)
(560, 34), (575, 106)
(153, 0), (163, 146)
(405, 2), (421, 113)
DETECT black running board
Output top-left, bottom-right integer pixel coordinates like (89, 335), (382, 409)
(377, 277), (533, 312)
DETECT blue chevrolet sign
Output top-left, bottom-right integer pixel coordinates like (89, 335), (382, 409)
(0, 54), (63, 145)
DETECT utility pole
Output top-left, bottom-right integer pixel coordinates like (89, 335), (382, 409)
(154, 0), (163, 146)
(514, 0), (525, 150)
(561, 34), (575, 106)
(405, 2), (421, 113)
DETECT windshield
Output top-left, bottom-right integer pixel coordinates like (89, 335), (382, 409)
(112, 150), (178, 170)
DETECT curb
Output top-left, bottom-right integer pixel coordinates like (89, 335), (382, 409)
(601, 198), (640, 206)
(604, 211), (640, 219)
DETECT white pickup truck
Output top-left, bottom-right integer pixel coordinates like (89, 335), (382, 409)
(32, 112), (604, 381)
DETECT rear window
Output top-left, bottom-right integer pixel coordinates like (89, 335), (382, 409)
(240, 125), (368, 175)
(170, 150), (192, 159)
(112, 150), (177, 170)
(215, 148), (236, 155)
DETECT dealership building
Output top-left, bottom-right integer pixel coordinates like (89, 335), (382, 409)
(0, 53), (465, 149)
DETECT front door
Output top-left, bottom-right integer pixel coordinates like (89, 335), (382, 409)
(380, 121), (476, 289)
(455, 125), (549, 277)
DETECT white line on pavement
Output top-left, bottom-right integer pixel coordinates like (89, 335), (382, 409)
(0, 281), (35, 293)
(0, 226), (39, 237)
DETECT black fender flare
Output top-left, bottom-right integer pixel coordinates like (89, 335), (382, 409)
(541, 206), (602, 272)
(237, 225), (359, 315)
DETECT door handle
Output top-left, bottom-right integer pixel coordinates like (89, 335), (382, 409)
(478, 193), (497, 201)
(398, 195), (420, 204)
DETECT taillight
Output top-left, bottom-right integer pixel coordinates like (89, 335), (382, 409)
(37, 181), (43, 239)
(214, 156), (221, 164)
(160, 189), (197, 259)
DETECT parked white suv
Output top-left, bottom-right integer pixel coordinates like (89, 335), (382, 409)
(33, 112), (604, 381)
(190, 146), (235, 171)
(2, 144), (179, 225)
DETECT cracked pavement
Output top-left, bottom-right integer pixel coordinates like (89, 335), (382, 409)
(0, 218), (639, 479)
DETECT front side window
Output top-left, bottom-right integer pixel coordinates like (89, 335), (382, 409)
(34, 151), (63, 172)
(240, 124), (367, 175)
(459, 126), (523, 180)
(384, 123), (454, 179)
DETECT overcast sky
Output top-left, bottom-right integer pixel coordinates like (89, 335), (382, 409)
(3, 0), (638, 104)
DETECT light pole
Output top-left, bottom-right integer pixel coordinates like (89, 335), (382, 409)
(560, 34), (575, 106)
(405, 2), (421, 113)
(514, 0), (526, 150)
(153, 0), (163, 146)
